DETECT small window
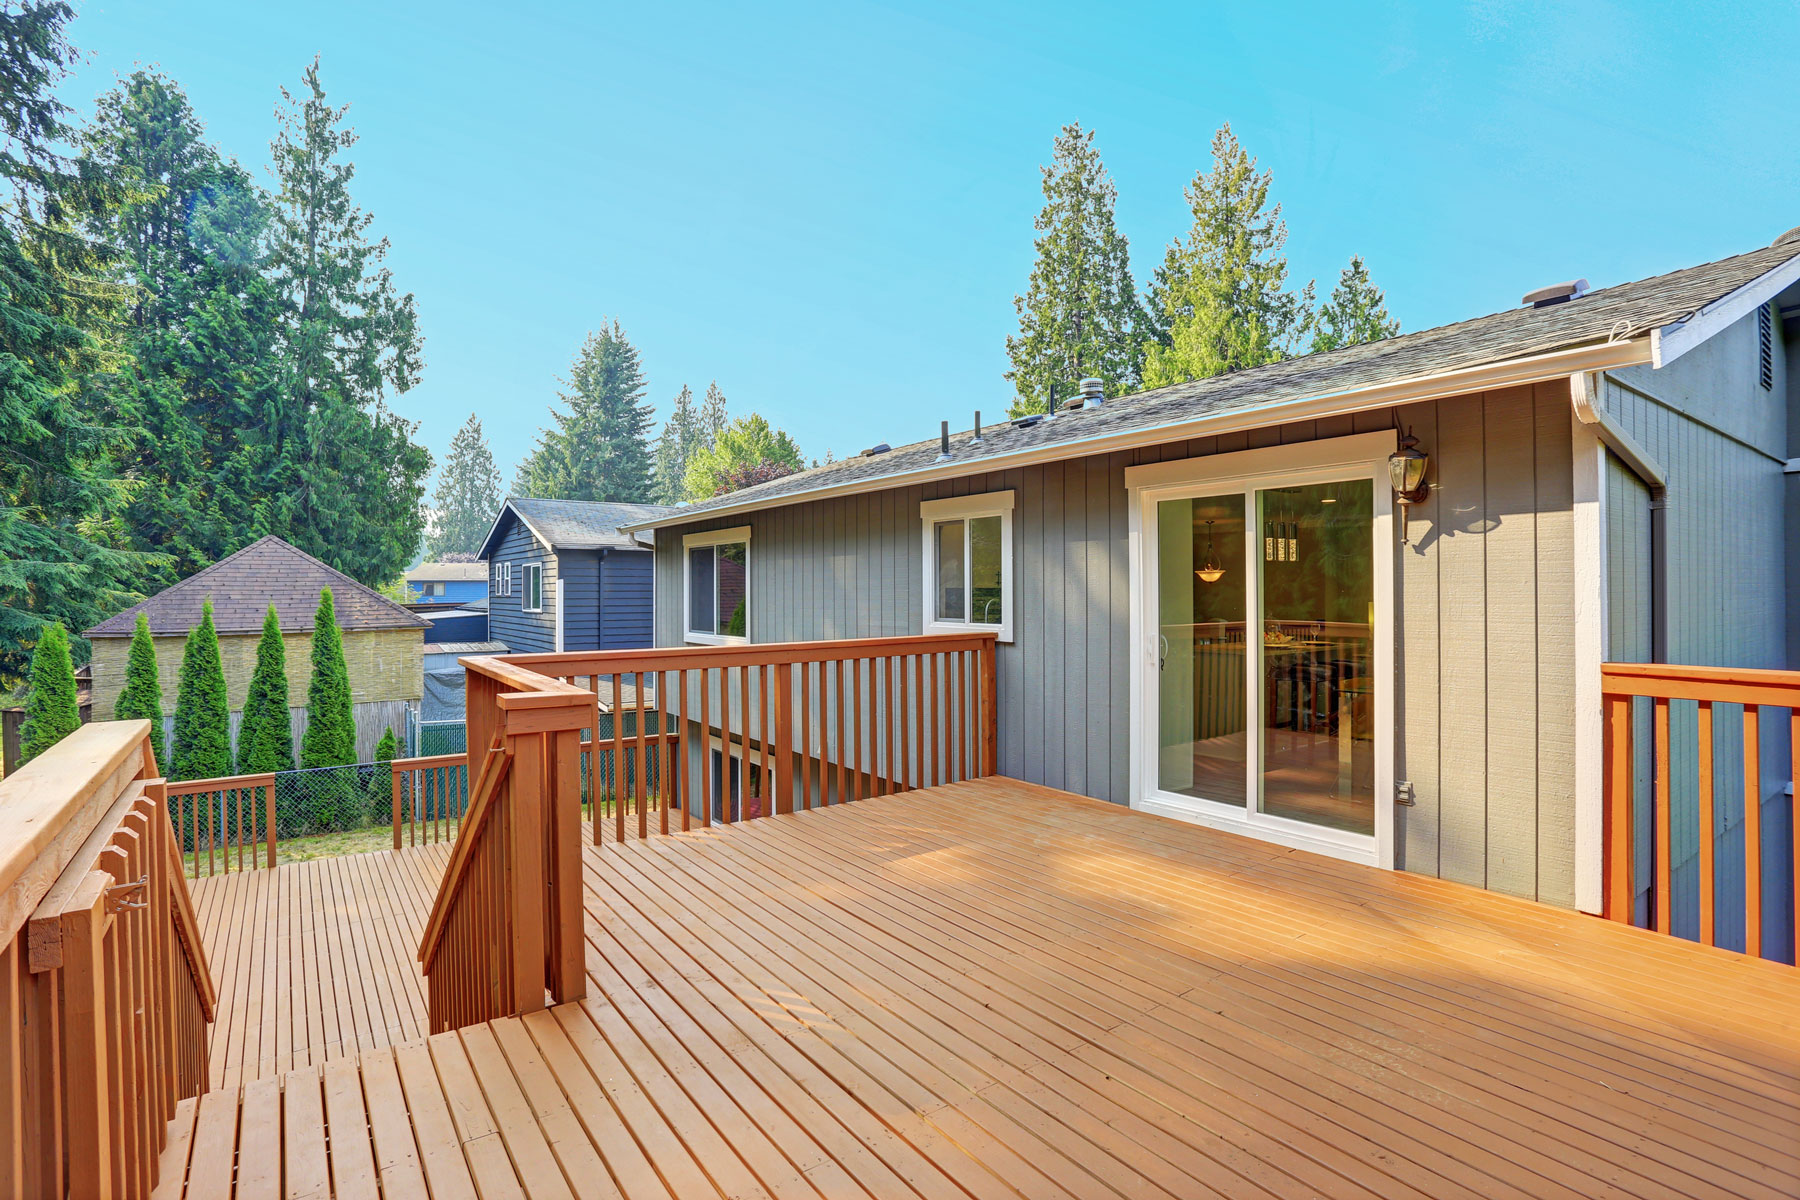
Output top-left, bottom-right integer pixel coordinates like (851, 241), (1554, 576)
(921, 491), (1013, 642)
(683, 527), (752, 644)
(521, 563), (543, 612)
(1760, 302), (1774, 391)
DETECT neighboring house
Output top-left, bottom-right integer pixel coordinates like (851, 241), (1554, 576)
(403, 560), (489, 604)
(477, 498), (677, 654)
(418, 606), (489, 644)
(624, 235), (1800, 944)
(84, 535), (428, 762)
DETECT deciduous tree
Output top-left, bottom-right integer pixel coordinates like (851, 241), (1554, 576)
(684, 413), (804, 499)
(1006, 123), (1144, 415)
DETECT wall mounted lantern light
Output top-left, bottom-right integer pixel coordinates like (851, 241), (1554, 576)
(1388, 429), (1430, 544)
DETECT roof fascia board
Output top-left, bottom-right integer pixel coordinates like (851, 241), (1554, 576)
(621, 337), (1653, 533)
(478, 500), (559, 559)
(1650, 251), (1800, 368)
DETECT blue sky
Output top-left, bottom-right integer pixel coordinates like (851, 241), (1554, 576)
(57, 1), (1800, 485)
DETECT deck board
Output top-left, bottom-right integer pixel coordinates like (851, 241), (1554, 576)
(173, 779), (1800, 1198)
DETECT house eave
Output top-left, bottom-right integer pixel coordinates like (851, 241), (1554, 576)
(620, 336), (1656, 533)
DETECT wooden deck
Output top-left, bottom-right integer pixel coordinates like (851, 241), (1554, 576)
(163, 778), (1800, 1199)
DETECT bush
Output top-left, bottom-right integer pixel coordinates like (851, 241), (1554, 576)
(301, 587), (355, 769)
(20, 624), (79, 764)
(238, 604), (294, 772)
(368, 725), (398, 821)
(170, 600), (232, 781)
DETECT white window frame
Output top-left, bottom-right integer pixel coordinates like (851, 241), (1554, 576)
(920, 490), (1014, 644)
(521, 562), (544, 613)
(682, 526), (753, 646)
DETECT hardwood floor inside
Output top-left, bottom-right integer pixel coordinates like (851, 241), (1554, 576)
(165, 779), (1800, 1199)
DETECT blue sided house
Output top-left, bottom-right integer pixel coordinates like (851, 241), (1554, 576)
(403, 560), (490, 604)
(477, 498), (677, 654)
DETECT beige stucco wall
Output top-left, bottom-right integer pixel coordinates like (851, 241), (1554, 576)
(88, 628), (423, 716)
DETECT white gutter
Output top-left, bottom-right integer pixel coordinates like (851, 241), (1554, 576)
(621, 337), (1655, 533)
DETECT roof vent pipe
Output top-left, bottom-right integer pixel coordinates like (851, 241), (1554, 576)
(1080, 377), (1104, 409)
(935, 421), (952, 463)
(971, 411), (983, 444)
(1044, 382), (1058, 421)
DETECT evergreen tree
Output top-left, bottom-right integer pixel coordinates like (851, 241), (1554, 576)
(1005, 123), (1144, 416)
(698, 381), (728, 444)
(264, 58), (431, 587)
(82, 70), (286, 585)
(113, 612), (166, 771)
(513, 322), (654, 502)
(20, 622), (79, 763)
(301, 586), (355, 768)
(170, 599), (231, 780)
(237, 604), (293, 772)
(425, 413), (501, 557)
(684, 413), (804, 499)
(1310, 255), (1400, 354)
(650, 384), (700, 505)
(373, 726), (396, 761)
(1142, 124), (1314, 388)
(0, 2), (147, 685)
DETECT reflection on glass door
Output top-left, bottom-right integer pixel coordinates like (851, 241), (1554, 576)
(1156, 494), (1246, 806)
(1256, 480), (1374, 834)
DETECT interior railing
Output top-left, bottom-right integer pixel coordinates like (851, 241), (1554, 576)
(416, 632), (999, 1032)
(1602, 661), (1798, 964)
(0, 721), (216, 1197)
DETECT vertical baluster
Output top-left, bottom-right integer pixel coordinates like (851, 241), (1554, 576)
(1744, 704), (1762, 958)
(834, 658), (847, 805)
(852, 657), (865, 802)
(677, 669), (691, 833)
(957, 650), (969, 782)
(701, 667), (714, 828)
(900, 653), (914, 792)
(1653, 696), (1671, 934)
(611, 673), (627, 842)
(759, 664), (772, 816)
(1791, 710), (1799, 968)
(1697, 700), (1715, 946)
(636, 670), (649, 839)
(774, 662), (793, 815)
(799, 662), (812, 810)
(719, 666), (734, 822)
(926, 653), (939, 789)
(880, 658), (893, 796)
(659, 669), (673, 836)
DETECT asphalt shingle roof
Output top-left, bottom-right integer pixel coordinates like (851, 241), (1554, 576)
(623, 240), (1800, 530)
(492, 498), (679, 553)
(84, 536), (429, 638)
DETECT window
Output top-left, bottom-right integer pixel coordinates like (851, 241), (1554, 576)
(496, 562), (512, 597)
(920, 491), (1013, 642)
(683, 527), (752, 644)
(521, 562), (544, 612)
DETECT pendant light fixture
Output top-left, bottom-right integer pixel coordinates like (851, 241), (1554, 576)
(1195, 520), (1226, 583)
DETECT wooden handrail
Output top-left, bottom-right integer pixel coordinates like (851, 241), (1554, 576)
(1601, 661), (1798, 965)
(415, 740), (511, 968)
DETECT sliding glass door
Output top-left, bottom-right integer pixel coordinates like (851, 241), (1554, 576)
(1136, 441), (1391, 865)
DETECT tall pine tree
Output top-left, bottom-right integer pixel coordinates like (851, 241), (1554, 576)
(650, 384), (699, 505)
(114, 612), (166, 771)
(264, 58), (430, 586)
(426, 413), (501, 556)
(1142, 124), (1314, 388)
(1310, 255), (1400, 354)
(514, 322), (654, 502)
(237, 604), (293, 772)
(1005, 123), (1144, 416)
(170, 599), (231, 780)
(0, 1), (146, 685)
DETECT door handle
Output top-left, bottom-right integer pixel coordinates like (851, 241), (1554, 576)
(1157, 634), (1168, 671)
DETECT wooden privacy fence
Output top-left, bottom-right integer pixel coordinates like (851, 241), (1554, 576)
(0, 721), (216, 1198)
(497, 631), (1001, 844)
(1602, 662), (1799, 964)
(417, 657), (594, 1032)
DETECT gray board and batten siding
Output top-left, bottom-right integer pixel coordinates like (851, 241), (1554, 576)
(1603, 306), (1796, 953)
(655, 387), (1587, 907)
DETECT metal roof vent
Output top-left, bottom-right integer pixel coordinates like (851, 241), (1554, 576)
(1079, 377), (1104, 409)
(860, 443), (890, 457)
(1773, 224), (1800, 248)
(1521, 278), (1589, 308)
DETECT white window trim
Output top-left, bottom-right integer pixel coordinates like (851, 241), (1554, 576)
(919, 490), (1015, 644)
(682, 526), (753, 646)
(521, 562), (544, 613)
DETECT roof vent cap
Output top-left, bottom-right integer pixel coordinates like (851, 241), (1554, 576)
(1079, 377), (1104, 409)
(1774, 224), (1800, 248)
(860, 443), (890, 457)
(1521, 278), (1589, 309)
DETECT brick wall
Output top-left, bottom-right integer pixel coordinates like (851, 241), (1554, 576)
(89, 627), (423, 716)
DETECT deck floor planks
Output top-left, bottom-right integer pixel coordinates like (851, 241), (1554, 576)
(176, 781), (1799, 1198)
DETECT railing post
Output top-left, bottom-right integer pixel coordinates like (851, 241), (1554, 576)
(392, 766), (404, 851)
(60, 877), (112, 1200)
(506, 729), (547, 1016)
(981, 637), (998, 778)
(550, 727), (584, 1003)
(263, 780), (277, 870)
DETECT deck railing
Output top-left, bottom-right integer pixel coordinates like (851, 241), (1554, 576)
(390, 752), (473, 848)
(0, 721), (216, 1196)
(165, 770), (277, 874)
(416, 633), (999, 1033)
(1602, 662), (1798, 963)
(417, 657), (594, 1032)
